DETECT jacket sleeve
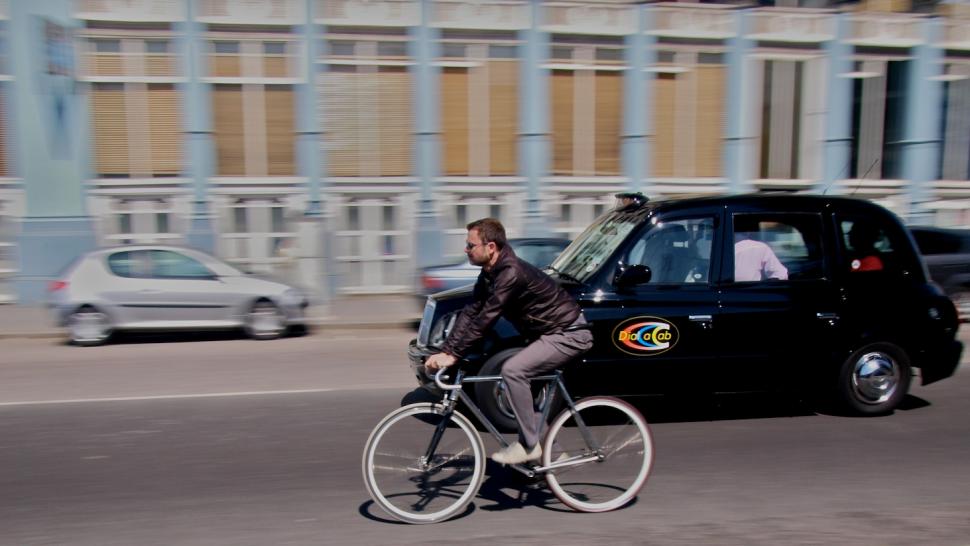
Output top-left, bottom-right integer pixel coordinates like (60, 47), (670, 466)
(440, 266), (519, 358)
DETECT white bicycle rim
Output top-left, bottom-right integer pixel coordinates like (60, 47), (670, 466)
(362, 403), (485, 524)
(543, 396), (654, 513)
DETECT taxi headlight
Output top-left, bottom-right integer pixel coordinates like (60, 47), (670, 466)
(428, 311), (459, 349)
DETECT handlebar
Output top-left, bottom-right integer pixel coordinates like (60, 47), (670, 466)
(433, 368), (462, 391)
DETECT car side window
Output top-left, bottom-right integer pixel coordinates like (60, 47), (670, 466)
(150, 250), (214, 279)
(838, 217), (898, 274)
(731, 213), (824, 282)
(107, 250), (152, 278)
(625, 216), (715, 284)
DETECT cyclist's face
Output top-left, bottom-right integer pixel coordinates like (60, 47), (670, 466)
(465, 229), (494, 267)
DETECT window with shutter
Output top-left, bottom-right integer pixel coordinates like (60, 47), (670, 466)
(551, 69), (574, 175)
(148, 83), (182, 176)
(442, 66), (470, 175)
(213, 84), (245, 175)
(92, 83), (130, 177)
(653, 72), (677, 178)
(489, 60), (518, 175)
(264, 84), (295, 176)
(0, 87), (6, 177)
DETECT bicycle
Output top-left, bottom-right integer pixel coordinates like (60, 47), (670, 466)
(361, 365), (654, 524)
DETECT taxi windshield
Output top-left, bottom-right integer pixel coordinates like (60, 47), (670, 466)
(549, 210), (643, 283)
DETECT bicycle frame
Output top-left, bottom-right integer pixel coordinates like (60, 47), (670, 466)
(423, 368), (604, 479)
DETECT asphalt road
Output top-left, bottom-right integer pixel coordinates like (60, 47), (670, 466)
(1, 331), (969, 545)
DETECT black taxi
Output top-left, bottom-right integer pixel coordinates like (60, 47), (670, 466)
(408, 193), (963, 428)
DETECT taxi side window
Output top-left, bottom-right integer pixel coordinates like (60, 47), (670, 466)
(838, 217), (897, 274)
(625, 216), (715, 284)
(732, 213), (824, 282)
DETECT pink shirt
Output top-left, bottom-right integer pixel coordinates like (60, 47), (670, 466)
(734, 239), (788, 282)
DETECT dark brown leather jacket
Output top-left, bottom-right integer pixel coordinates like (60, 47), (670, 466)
(440, 247), (582, 358)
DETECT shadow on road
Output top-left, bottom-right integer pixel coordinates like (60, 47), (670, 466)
(62, 326), (310, 346)
(399, 387), (932, 426)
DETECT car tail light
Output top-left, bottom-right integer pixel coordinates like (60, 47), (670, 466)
(422, 274), (444, 290)
(48, 280), (68, 292)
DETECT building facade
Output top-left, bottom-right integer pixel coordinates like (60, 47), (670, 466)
(1, 0), (969, 302)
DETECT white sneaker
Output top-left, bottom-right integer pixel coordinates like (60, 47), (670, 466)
(491, 442), (542, 465)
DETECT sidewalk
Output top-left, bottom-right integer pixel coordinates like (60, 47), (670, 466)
(0, 294), (423, 340)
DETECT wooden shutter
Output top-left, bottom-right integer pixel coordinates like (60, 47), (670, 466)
(145, 54), (175, 78)
(323, 68), (360, 176)
(377, 67), (412, 176)
(148, 84), (182, 176)
(92, 83), (130, 176)
(652, 73), (676, 178)
(211, 54), (241, 77)
(594, 71), (621, 175)
(695, 65), (725, 178)
(551, 69), (574, 175)
(442, 67), (469, 176)
(264, 85), (295, 176)
(264, 54), (287, 78)
(92, 53), (123, 77)
(213, 84), (245, 175)
(489, 60), (518, 176)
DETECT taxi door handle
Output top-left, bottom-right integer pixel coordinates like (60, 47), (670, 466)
(689, 315), (713, 330)
(817, 312), (840, 326)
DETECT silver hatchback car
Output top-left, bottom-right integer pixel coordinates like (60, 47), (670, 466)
(49, 245), (309, 346)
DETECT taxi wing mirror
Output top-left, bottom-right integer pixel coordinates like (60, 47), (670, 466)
(614, 264), (652, 289)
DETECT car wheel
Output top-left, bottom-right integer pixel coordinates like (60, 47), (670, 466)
(245, 300), (285, 340)
(473, 348), (563, 433)
(68, 306), (112, 347)
(836, 342), (911, 416)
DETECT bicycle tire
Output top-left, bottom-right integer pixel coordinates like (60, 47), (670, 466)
(542, 396), (654, 513)
(362, 403), (486, 524)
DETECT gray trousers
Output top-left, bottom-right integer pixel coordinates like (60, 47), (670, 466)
(501, 318), (594, 449)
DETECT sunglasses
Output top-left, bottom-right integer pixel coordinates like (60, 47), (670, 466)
(465, 242), (488, 251)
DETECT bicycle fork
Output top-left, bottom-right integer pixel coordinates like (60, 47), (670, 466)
(420, 370), (465, 469)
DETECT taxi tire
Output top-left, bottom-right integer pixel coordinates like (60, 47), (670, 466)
(835, 342), (911, 416)
(473, 347), (563, 433)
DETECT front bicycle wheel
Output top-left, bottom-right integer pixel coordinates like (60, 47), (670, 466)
(362, 403), (486, 524)
(543, 396), (654, 513)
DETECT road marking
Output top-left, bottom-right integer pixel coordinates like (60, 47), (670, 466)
(0, 388), (362, 407)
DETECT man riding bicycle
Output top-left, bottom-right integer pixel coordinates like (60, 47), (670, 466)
(424, 218), (593, 465)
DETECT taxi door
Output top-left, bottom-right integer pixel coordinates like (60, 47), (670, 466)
(712, 209), (843, 393)
(578, 210), (723, 396)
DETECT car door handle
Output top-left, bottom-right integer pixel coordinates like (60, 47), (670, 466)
(689, 315), (713, 330)
(817, 312), (840, 326)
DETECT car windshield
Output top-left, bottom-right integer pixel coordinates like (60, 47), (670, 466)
(549, 210), (643, 283)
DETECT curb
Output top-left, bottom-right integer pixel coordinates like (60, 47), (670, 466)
(0, 318), (421, 341)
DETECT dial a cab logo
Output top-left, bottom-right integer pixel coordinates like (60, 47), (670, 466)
(612, 316), (679, 356)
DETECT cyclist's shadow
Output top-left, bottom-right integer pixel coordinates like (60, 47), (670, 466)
(475, 461), (575, 514)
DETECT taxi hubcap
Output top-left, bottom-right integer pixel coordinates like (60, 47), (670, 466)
(851, 352), (899, 405)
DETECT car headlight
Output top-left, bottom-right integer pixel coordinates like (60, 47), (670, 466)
(428, 311), (459, 349)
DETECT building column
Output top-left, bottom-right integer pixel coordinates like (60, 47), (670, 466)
(821, 13), (853, 194)
(294, 0), (332, 302)
(622, 5), (653, 195)
(179, 0), (215, 252)
(723, 8), (753, 195)
(902, 18), (944, 224)
(410, 0), (443, 268)
(519, 0), (549, 237)
(11, 0), (96, 303)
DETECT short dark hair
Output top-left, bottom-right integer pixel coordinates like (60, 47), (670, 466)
(467, 218), (507, 249)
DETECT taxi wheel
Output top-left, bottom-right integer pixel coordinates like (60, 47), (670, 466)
(473, 348), (562, 433)
(836, 342), (911, 416)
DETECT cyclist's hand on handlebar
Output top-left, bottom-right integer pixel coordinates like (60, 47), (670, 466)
(424, 353), (457, 371)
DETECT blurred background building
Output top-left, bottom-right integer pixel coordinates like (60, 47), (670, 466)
(0, 0), (968, 303)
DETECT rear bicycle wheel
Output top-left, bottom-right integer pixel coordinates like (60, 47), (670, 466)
(543, 396), (654, 512)
(362, 403), (485, 524)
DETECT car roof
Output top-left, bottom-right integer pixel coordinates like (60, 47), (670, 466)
(84, 245), (210, 258)
(634, 193), (895, 217)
